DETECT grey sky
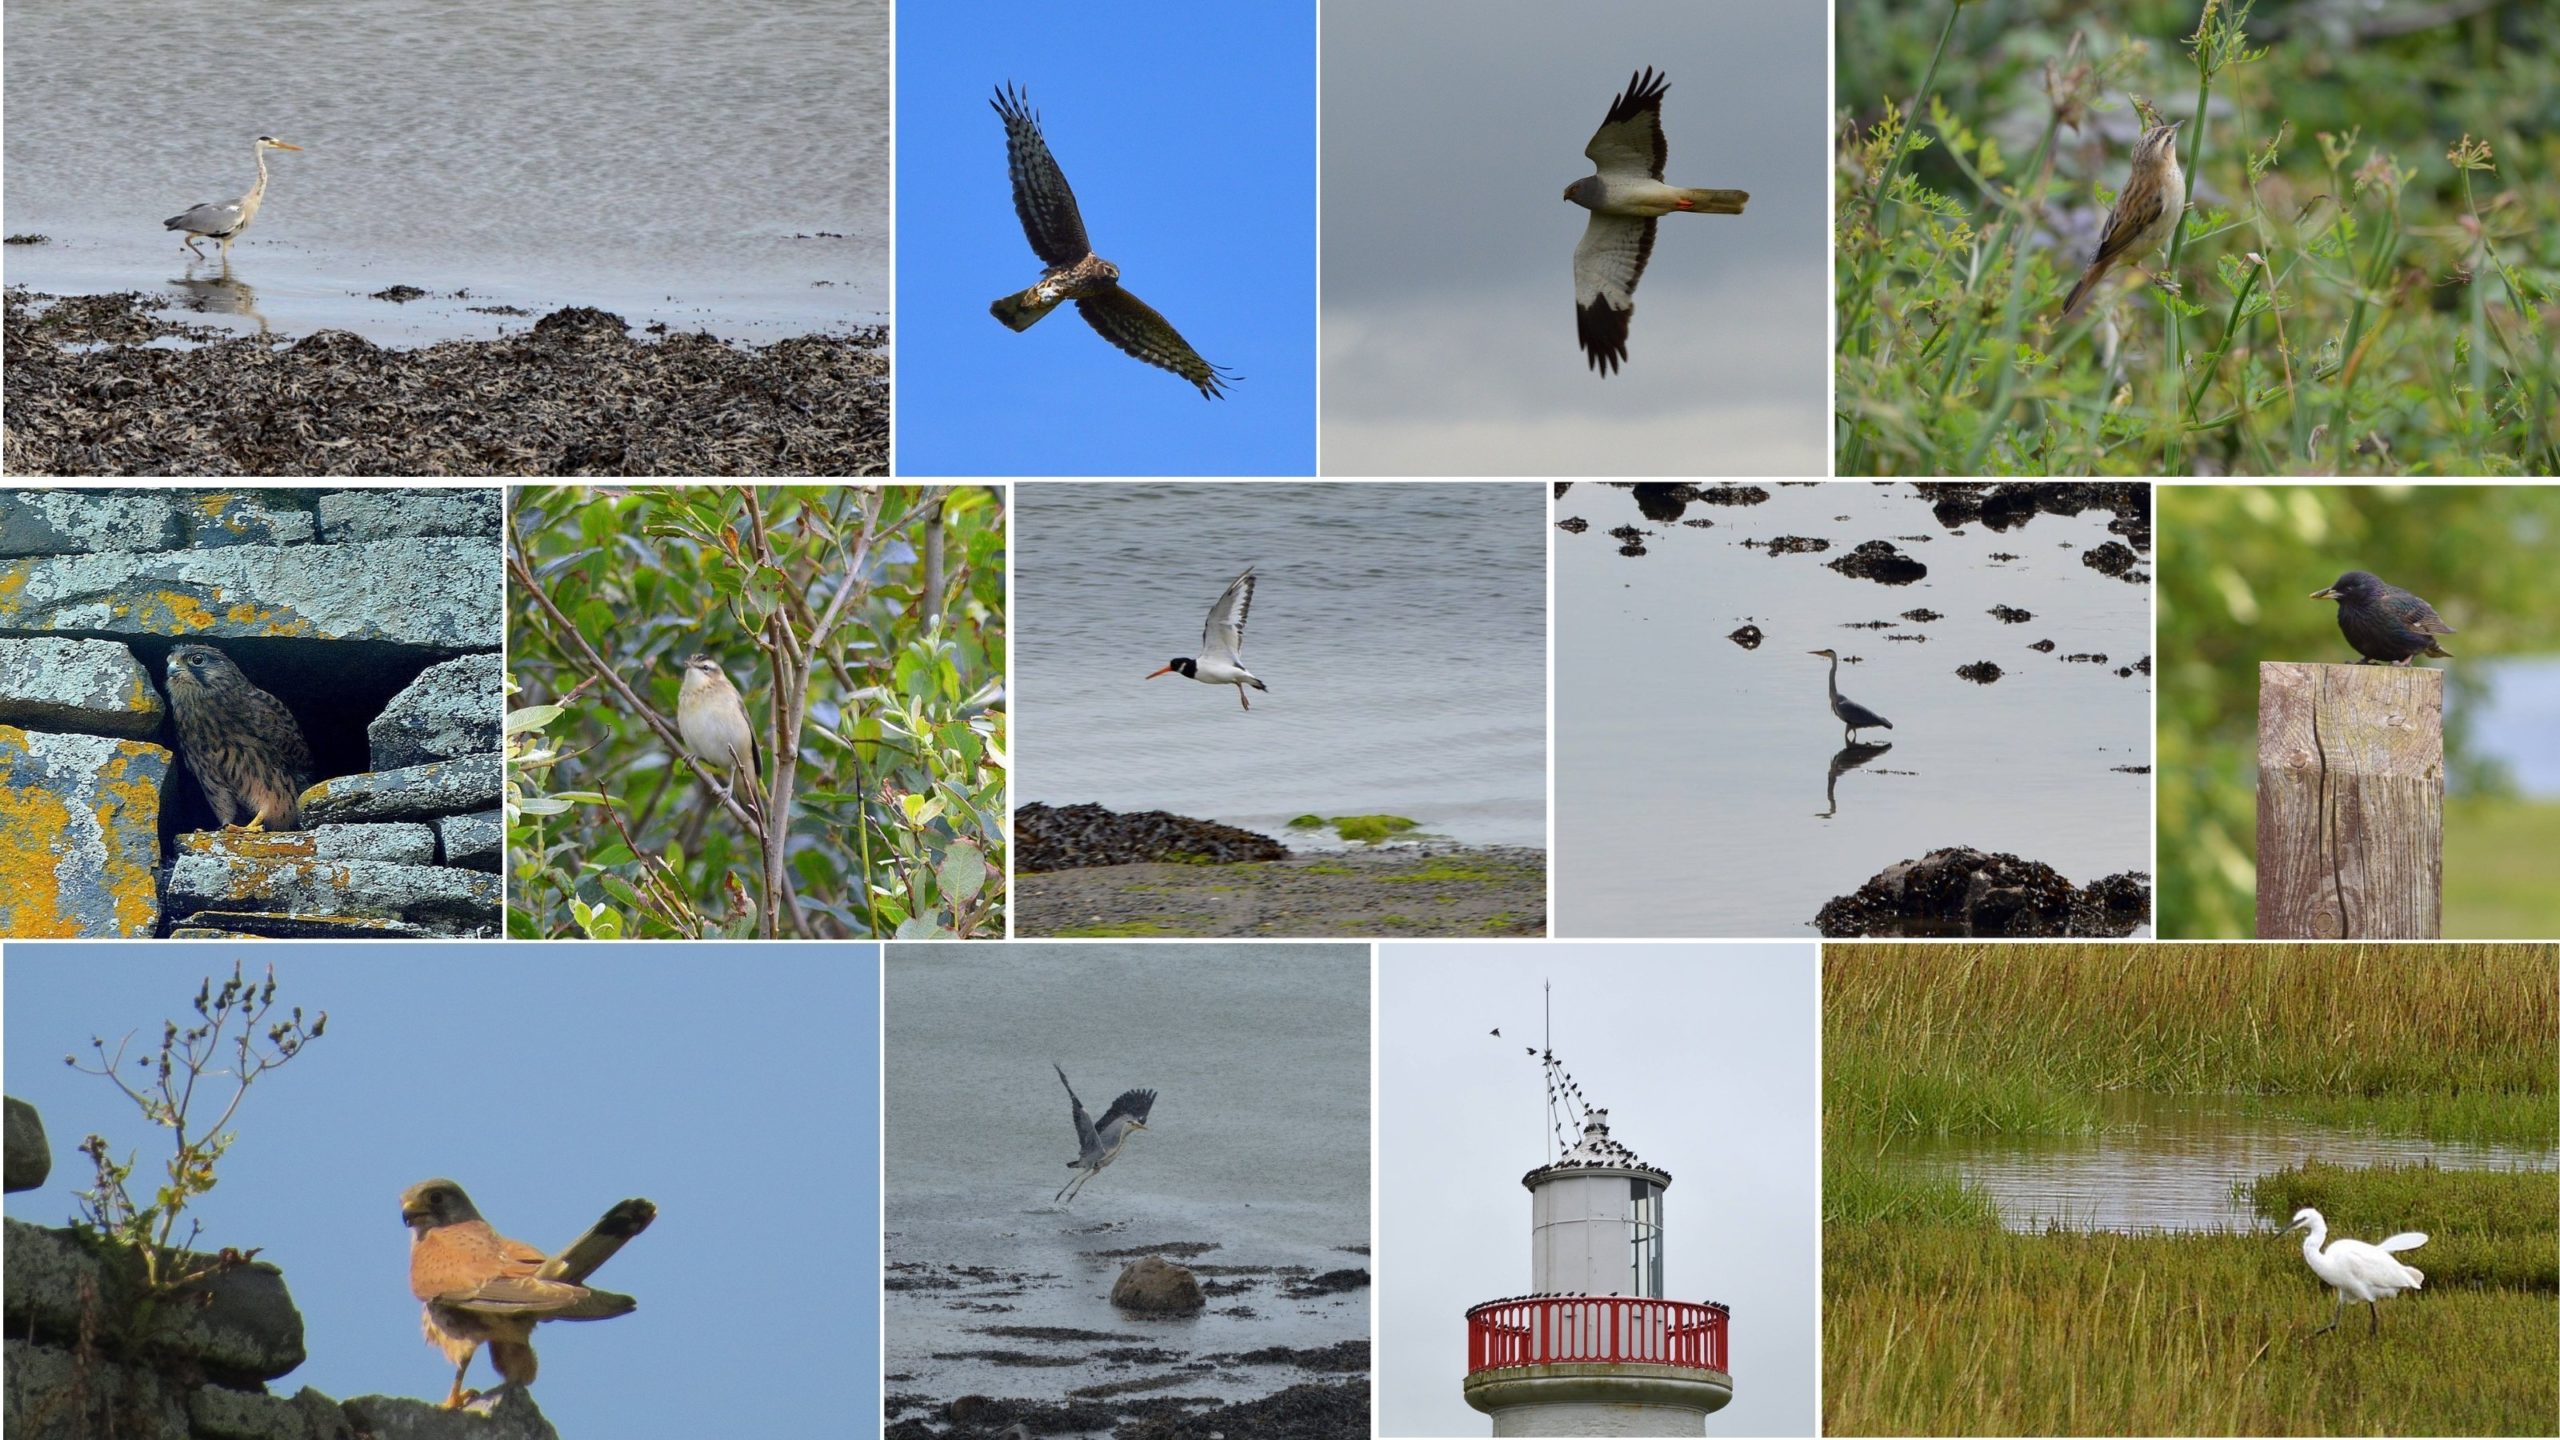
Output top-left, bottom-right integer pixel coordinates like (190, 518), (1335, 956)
(1378, 944), (1821, 1437)
(1322, 0), (1829, 476)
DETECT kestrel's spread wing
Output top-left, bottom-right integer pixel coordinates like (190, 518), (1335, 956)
(1201, 567), (1255, 665)
(165, 643), (315, 832)
(401, 1179), (654, 1410)
(1563, 68), (1747, 375)
(987, 82), (1239, 398)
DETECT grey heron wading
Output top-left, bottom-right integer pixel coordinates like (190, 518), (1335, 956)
(165, 136), (302, 259)
(1807, 648), (1893, 743)
(1054, 1063), (1155, 1204)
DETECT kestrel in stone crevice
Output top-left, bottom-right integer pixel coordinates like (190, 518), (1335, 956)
(166, 643), (314, 832)
(400, 1178), (656, 1409)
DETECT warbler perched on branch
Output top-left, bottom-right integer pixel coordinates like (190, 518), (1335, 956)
(677, 652), (764, 824)
(2061, 120), (2184, 321)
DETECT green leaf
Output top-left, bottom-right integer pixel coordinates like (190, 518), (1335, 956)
(938, 842), (987, 902)
(894, 917), (956, 940)
(505, 704), (566, 735)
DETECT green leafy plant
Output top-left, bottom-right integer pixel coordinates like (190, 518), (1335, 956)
(507, 486), (1006, 939)
(66, 963), (326, 1302)
(1836, 0), (2558, 475)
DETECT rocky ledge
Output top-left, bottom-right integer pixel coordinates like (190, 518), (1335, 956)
(1816, 846), (2151, 938)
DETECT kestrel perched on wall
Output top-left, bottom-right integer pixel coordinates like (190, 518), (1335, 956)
(401, 1178), (656, 1409)
(988, 81), (1241, 399)
(165, 643), (314, 832)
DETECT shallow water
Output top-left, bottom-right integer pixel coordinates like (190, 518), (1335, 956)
(883, 945), (1370, 1411)
(1896, 1092), (2559, 1234)
(1555, 481), (2153, 936)
(1015, 482), (1548, 851)
(1, 0), (886, 344)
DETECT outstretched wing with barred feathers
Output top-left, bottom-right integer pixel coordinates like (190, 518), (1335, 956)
(992, 82), (1091, 267)
(1076, 289), (1240, 400)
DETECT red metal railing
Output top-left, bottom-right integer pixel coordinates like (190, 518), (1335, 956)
(1464, 1296), (1730, 1376)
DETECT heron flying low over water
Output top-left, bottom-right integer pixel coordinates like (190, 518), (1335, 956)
(165, 135), (303, 260)
(1054, 1063), (1156, 1204)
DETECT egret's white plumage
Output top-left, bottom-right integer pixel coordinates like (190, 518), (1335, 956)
(1146, 567), (1267, 711)
(2288, 1207), (2426, 1336)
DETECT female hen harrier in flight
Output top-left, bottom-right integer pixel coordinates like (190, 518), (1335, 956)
(988, 82), (1240, 399)
(1563, 67), (1748, 375)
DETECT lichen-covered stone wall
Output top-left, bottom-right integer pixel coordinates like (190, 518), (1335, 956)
(0, 489), (503, 938)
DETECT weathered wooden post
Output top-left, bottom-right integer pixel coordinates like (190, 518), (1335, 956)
(2256, 662), (2443, 938)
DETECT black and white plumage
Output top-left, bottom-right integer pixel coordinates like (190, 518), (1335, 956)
(164, 136), (302, 260)
(166, 643), (313, 832)
(988, 82), (1239, 398)
(1146, 567), (1266, 711)
(2310, 571), (2455, 666)
(1054, 1062), (1156, 1204)
(1562, 68), (1747, 375)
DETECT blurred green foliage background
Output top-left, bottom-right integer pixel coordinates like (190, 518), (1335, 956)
(1836, 0), (2559, 475)
(2159, 484), (2560, 937)
(506, 487), (1006, 940)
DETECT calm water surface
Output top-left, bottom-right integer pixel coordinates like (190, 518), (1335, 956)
(1557, 481), (2152, 935)
(1896, 1092), (2559, 1233)
(1016, 482), (1548, 850)
(2, 0), (886, 343)
(884, 945), (1369, 1409)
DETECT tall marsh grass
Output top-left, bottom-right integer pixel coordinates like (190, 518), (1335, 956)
(1826, 942), (2558, 1145)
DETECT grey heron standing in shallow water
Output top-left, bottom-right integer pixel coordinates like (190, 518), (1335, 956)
(1053, 1063), (1155, 1204)
(165, 136), (303, 259)
(1807, 649), (1894, 742)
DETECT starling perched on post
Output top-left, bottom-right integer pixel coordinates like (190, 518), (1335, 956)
(166, 643), (314, 831)
(2310, 571), (2455, 666)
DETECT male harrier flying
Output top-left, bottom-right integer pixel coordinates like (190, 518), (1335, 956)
(988, 81), (1239, 399)
(1562, 67), (1748, 375)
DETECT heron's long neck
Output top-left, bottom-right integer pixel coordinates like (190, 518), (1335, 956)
(2299, 1223), (2326, 1264)
(1827, 654), (1842, 704)
(248, 144), (270, 204)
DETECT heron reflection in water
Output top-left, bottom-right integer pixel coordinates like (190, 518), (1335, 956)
(1817, 738), (1894, 819)
(171, 264), (270, 337)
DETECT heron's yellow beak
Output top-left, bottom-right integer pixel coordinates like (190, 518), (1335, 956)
(271, 140), (304, 151)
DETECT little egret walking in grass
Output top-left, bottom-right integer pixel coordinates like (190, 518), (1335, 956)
(1053, 1063), (1156, 1204)
(2288, 1207), (2426, 1336)
(1807, 649), (1893, 743)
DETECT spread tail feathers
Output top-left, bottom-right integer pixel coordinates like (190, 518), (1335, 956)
(990, 290), (1061, 332)
(1677, 188), (1749, 214)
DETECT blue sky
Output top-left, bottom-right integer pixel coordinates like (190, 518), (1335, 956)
(2, 944), (876, 1438)
(896, 1), (1315, 475)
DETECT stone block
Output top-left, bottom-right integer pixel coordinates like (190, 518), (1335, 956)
(0, 491), (182, 558)
(165, 854), (500, 934)
(3, 1338), (189, 1440)
(0, 728), (169, 938)
(2, 1219), (306, 1383)
(4, 1098), (47, 1193)
(436, 810), (502, 871)
(300, 753), (500, 825)
(182, 493), (318, 549)
(370, 655), (501, 770)
(0, 538), (499, 651)
(317, 490), (501, 543)
(0, 637), (166, 738)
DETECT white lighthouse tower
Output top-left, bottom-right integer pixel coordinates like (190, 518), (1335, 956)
(1462, 1043), (1732, 1437)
